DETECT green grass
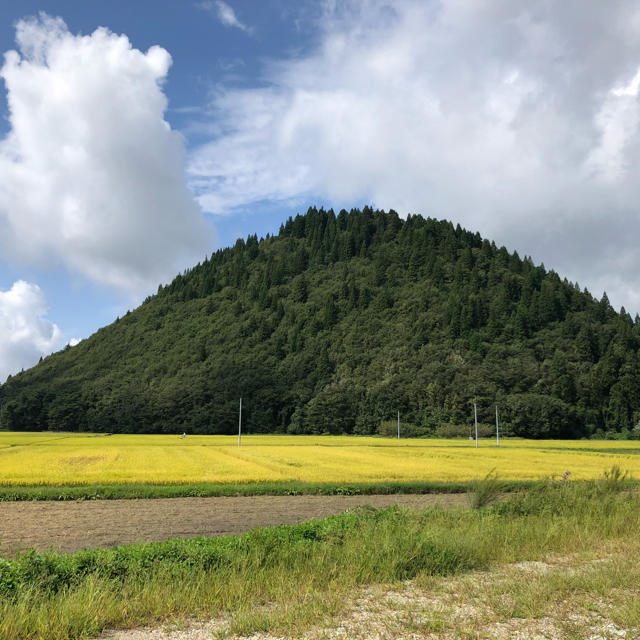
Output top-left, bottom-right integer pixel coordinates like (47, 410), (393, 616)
(0, 479), (508, 501)
(1, 476), (633, 502)
(1, 471), (639, 639)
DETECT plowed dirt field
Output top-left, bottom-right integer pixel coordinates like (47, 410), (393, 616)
(0, 493), (467, 556)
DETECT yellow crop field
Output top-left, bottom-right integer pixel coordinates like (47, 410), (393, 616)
(1, 432), (639, 486)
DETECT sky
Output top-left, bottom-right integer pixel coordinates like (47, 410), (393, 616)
(2, 0), (640, 381)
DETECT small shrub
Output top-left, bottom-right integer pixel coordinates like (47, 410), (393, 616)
(377, 420), (428, 438)
(435, 423), (494, 438)
(333, 486), (359, 496)
(0, 558), (17, 597)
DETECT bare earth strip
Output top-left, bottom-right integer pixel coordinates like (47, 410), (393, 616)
(0, 493), (467, 556)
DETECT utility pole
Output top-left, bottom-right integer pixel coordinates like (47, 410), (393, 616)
(474, 400), (478, 449)
(397, 410), (400, 439)
(238, 397), (242, 447)
(496, 405), (499, 447)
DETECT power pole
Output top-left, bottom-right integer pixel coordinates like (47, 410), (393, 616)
(474, 400), (478, 449)
(397, 410), (400, 439)
(496, 405), (499, 447)
(238, 397), (242, 447)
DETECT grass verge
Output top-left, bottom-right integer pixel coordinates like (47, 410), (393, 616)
(320, 539), (640, 639)
(0, 472), (638, 639)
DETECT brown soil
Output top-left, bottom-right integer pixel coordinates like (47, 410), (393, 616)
(0, 493), (467, 556)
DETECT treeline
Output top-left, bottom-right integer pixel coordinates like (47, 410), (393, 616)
(1, 206), (640, 438)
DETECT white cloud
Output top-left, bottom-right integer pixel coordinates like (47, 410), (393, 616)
(0, 14), (214, 296)
(200, 1), (251, 33)
(188, 0), (640, 313)
(0, 280), (64, 382)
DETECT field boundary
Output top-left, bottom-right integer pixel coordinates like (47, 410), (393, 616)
(0, 479), (539, 501)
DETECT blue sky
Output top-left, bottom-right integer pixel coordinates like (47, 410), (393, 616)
(2, 0), (640, 381)
(0, 1), (326, 343)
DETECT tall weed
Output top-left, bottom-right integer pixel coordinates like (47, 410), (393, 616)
(600, 465), (632, 493)
(470, 469), (504, 509)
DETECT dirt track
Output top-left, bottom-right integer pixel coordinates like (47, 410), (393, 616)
(0, 493), (467, 556)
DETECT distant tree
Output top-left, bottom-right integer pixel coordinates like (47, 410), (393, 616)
(505, 393), (577, 438)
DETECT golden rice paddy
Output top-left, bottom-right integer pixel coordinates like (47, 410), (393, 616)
(0, 432), (639, 486)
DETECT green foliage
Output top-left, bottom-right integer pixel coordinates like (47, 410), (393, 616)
(434, 423), (495, 438)
(492, 466), (634, 519)
(377, 420), (428, 438)
(504, 394), (578, 439)
(2, 206), (640, 438)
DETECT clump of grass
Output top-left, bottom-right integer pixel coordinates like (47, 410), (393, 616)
(470, 469), (504, 509)
(600, 465), (632, 493)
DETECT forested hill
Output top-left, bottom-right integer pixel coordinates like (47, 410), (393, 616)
(2, 207), (640, 439)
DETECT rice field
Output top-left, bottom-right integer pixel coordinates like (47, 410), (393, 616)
(0, 432), (639, 486)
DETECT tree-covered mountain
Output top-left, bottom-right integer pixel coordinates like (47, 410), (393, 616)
(2, 207), (639, 439)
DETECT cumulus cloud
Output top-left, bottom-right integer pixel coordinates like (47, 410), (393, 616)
(0, 280), (64, 382)
(0, 13), (213, 295)
(189, 0), (640, 312)
(201, 1), (251, 33)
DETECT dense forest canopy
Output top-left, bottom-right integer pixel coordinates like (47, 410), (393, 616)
(1, 206), (639, 439)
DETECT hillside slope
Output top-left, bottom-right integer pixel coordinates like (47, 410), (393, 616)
(1, 207), (639, 438)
